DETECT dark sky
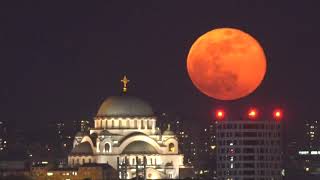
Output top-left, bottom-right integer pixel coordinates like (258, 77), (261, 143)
(0, 1), (319, 139)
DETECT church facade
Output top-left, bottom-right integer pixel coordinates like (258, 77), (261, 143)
(68, 78), (184, 179)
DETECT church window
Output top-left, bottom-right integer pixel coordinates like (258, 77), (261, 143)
(105, 143), (111, 153)
(169, 143), (175, 152)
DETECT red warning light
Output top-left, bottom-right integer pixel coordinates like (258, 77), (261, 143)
(215, 109), (225, 120)
(273, 109), (283, 120)
(248, 108), (258, 119)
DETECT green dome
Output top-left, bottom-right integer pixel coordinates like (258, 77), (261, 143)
(97, 96), (154, 117)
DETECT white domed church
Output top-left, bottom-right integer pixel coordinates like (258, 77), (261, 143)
(68, 76), (185, 179)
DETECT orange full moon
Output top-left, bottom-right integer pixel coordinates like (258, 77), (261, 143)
(187, 28), (267, 100)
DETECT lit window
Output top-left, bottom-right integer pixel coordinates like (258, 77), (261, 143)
(105, 143), (111, 153)
(169, 143), (175, 152)
(311, 151), (318, 155)
(299, 151), (309, 155)
(306, 167), (310, 172)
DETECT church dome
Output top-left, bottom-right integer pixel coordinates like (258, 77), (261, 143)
(75, 131), (89, 137)
(99, 129), (113, 136)
(122, 141), (158, 154)
(70, 142), (93, 155)
(97, 96), (154, 117)
(162, 124), (175, 135)
(163, 130), (175, 136)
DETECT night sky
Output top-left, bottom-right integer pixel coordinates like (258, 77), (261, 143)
(1, 1), (319, 140)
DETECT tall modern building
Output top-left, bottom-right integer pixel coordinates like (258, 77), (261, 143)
(291, 120), (320, 177)
(216, 109), (283, 180)
(68, 77), (186, 179)
(200, 124), (216, 158)
(0, 121), (8, 152)
(305, 120), (319, 149)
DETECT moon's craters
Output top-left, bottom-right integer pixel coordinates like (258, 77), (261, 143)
(187, 28), (266, 100)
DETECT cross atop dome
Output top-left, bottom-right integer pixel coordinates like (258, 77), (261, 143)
(121, 75), (130, 93)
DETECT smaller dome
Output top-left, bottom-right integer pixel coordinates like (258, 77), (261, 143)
(99, 129), (113, 136)
(162, 124), (174, 135)
(71, 142), (93, 155)
(75, 131), (89, 137)
(163, 130), (175, 135)
(122, 141), (158, 154)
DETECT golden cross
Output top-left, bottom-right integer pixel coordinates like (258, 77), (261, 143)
(121, 75), (130, 93)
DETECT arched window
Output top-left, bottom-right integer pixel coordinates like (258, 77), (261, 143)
(76, 159), (79, 164)
(89, 158), (92, 163)
(105, 143), (111, 153)
(82, 158), (85, 164)
(169, 143), (175, 152)
(72, 159), (74, 165)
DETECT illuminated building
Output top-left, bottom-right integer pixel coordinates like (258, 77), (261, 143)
(80, 120), (90, 132)
(198, 123), (217, 179)
(49, 121), (65, 140)
(289, 120), (320, 177)
(200, 124), (216, 158)
(30, 163), (117, 180)
(305, 120), (319, 149)
(0, 121), (8, 152)
(68, 76), (185, 179)
(216, 109), (283, 180)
